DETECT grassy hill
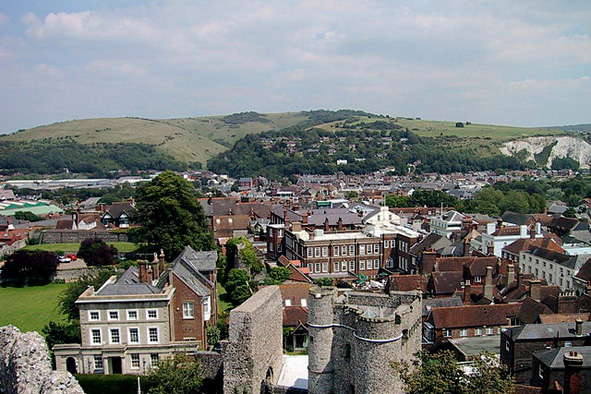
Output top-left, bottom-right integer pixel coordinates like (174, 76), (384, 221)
(0, 111), (564, 173)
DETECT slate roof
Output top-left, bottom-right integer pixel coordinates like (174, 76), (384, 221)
(409, 233), (452, 256)
(534, 346), (591, 369)
(422, 296), (463, 317)
(517, 297), (553, 324)
(429, 303), (521, 329)
(506, 321), (591, 341)
(96, 266), (161, 296)
(169, 245), (217, 272)
(430, 271), (463, 295)
(502, 211), (536, 227)
(104, 201), (134, 219)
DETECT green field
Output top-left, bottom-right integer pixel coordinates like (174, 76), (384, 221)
(23, 242), (139, 253)
(0, 283), (67, 333)
(216, 282), (233, 313)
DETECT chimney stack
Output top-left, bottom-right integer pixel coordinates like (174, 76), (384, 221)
(558, 291), (577, 314)
(463, 280), (471, 304)
(302, 212), (308, 224)
(563, 351), (584, 394)
(487, 244), (494, 256)
(324, 217), (330, 232)
(159, 249), (166, 272)
(507, 264), (516, 286)
(138, 260), (151, 283)
(337, 217), (344, 231)
(421, 249), (437, 275)
(152, 252), (160, 279)
(484, 266), (494, 302)
(530, 279), (542, 301)
(575, 318), (584, 336)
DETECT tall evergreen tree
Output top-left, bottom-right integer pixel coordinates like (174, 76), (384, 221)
(134, 171), (213, 258)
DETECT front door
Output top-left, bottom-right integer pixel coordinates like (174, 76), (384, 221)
(110, 357), (122, 374)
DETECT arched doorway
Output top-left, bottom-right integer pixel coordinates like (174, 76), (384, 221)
(260, 366), (274, 394)
(66, 357), (77, 374)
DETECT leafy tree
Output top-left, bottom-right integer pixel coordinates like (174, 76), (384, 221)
(268, 266), (291, 284)
(42, 321), (81, 350)
(386, 194), (411, 208)
(206, 325), (221, 347)
(0, 251), (59, 286)
(225, 268), (255, 306)
(58, 270), (115, 321)
(134, 171), (213, 259)
(225, 236), (263, 275)
(14, 211), (43, 222)
(393, 351), (514, 394)
(313, 277), (334, 286)
(145, 353), (203, 394)
(564, 207), (577, 217)
(77, 238), (118, 267)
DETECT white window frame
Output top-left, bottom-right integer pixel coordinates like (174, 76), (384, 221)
(307, 248), (313, 258)
(349, 245), (355, 255)
(182, 302), (195, 319)
(93, 355), (103, 370)
(147, 309), (158, 320)
(443, 328), (452, 338)
(107, 310), (119, 321)
(127, 310), (138, 320)
(475, 327), (483, 336)
(128, 327), (140, 344)
(360, 260), (366, 270)
(314, 247), (320, 257)
(322, 247), (328, 257)
(301, 298), (307, 307)
(360, 245), (365, 255)
(88, 310), (100, 321)
(91, 328), (102, 345)
(341, 245), (347, 256)
(349, 261), (355, 271)
(334, 261), (340, 272)
(150, 354), (159, 367)
(333, 246), (339, 256)
(486, 326), (494, 335)
(109, 328), (121, 344)
(342, 261), (347, 272)
(285, 299), (292, 307)
(367, 244), (373, 254)
(322, 262), (328, 273)
(148, 327), (159, 344)
(131, 354), (140, 369)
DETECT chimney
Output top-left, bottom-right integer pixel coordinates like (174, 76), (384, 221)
(487, 244), (494, 256)
(152, 252), (160, 279)
(337, 217), (344, 231)
(421, 249), (437, 275)
(302, 212), (308, 224)
(159, 249), (166, 272)
(463, 280), (471, 304)
(484, 266), (494, 302)
(530, 225), (536, 239)
(324, 217), (330, 232)
(575, 318), (584, 336)
(507, 264), (516, 286)
(291, 221), (302, 232)
(530, 279), (542, 301)
(138, 260), (150, 283)
(497, 218), (503, 229)
(463, 237), (471, 257)
(563, 351), (584, 394)
(558, 291), (577, 314)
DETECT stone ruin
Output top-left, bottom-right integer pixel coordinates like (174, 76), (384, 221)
(223, 285), (283, 393)
(0, 325), (84, 394)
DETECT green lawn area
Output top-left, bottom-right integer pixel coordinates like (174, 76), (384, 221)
(23, 242), (139, 253)
(0, 283), (67, 333)
(217, 282), (233, 313)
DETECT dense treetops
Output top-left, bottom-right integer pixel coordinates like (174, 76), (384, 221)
(133, 170), (213, 259)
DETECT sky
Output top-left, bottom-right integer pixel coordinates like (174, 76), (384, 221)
(0, 1), (589, 134)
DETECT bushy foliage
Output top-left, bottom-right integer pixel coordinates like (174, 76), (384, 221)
(58, 270), (115, 321)
(393, 351), (514, 394)
(42, 321), (81, 350)
(78, 238), (118, 267)
(267, 266), (291, 284)
(14, 211), (43, 222)
(313, 277), (334, 287)
(225, 268), (255, 306)
(145, 353), (203, 394)
(0, 251), (59, 286)
(134, 171), (213, 259)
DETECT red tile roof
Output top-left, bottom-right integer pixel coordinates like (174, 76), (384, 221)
(387, 274), (428, 292)
(429, 303), (521, 329)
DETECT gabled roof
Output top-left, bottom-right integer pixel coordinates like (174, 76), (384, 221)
(430, 271), (463, 295)
(279, 283), (312, 306)
(409, 233), (452, 256)
(503, 236), (565, 255)
(575, 258), (591, 282)
(387, 274), (428, 292)
(429, 303), (521, 329)
(517, 297), (553, 324)
(103, 201), (134, 219)
(534, 346), (591, 369)
(507, 321), (591, 341)
(422, 296), (463, 317)
(283, 306), (308, 327)
(97, 266), (161, 296)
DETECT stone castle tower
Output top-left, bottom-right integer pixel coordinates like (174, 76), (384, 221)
(308, 287), (422, 394)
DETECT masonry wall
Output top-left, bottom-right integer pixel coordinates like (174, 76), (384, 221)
(0, 325), (84, 394)
(41, 230), (128, 244)
(223, 285), (283, 394)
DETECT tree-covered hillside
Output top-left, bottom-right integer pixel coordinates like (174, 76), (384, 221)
(207, 122), (526, 179)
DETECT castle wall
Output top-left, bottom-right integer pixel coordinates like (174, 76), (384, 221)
(308, 288), (422, 394)
(41, 230), (128, 244)
(0, 325), (84, 394)
(223, 285), (283, 394)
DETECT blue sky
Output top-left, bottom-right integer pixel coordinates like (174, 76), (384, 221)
(0, 1), (589, 133)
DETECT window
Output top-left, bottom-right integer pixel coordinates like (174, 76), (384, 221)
(183, 302), (195, 319)
(342, 261), (347, 272)
(110, 328), (121, 344)
(367, 244), (373, 254)
(322, 262), (328, 273)
(322, 247), (328, 257)
(228, 218), (233, 224)
(150, 354), (159, 367)
(549, 273), (553, 282)
(486, 327), (494, 335)
(384, 240), (389, 248)
(360, 260), (366, 270)
(460, 328), (468, 337)
(91, 329), (102, 345)
(301, 298), (307, 307)
(375, 243), (380, 253)
(131, 354), (140, 369)
(565, 341), (573, 347)
(307, 248), (313, 258)
(443, 329), (452, 338)
(359, 245), (365, 255)
(539, 364), (544, 379)
(147, 310), (158, 319)
(349, 261), (355, 271)
(89, 311), (100, 321)
(127, 310), (138, 320)
(473, 276), (482, 283)
(203, 296), (211, 321)
(93, 355), (103, 370)
(314, 247), (320, 257)
(374, 259), (380, 269)
(315, 263), (320, 273)
(334, 262), (340, 272)
(349, 245), (355, 255)
(475, 327), (483, 336)
(333, 246), (339, 256)
(148, 327), (159, 343)
(108, 310), (119, 320)
(129, 328), (139, 344)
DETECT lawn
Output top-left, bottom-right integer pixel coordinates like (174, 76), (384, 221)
(0, 283), (67, 333)
(217, 282), (233, 313)
(23, 242), (139, 253)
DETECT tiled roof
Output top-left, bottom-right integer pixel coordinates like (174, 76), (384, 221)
(283, 306), (308, 327)
(422, 296), (463, 317)
(104, 201), (133, 219)
(575, 258), (591, 281)
(430, 303), (521, 329)
(507, 321), (591, 341)
(517, 297), (553, 324)
(534, 346), (591, 369)
(430, 271), (463, 295)
(539, 313), (591, 324)
(279, 283), (312, 306)
(503, 237), (565, 255)
(387, 275), (428, 292)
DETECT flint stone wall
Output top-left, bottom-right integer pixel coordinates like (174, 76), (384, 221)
(40, 230), (128, 244)
(223, 285), (283, 394)
(0, 325), (84, 394)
